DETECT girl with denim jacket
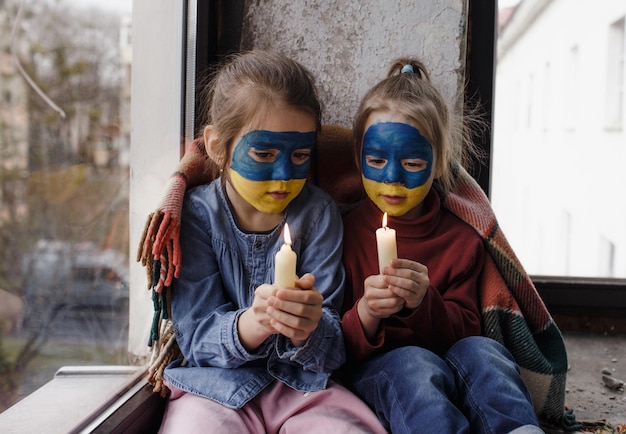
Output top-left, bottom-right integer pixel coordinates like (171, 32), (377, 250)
(158, 51), (385, 434)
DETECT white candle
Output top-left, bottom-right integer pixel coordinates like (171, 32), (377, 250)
(274, 223), (297, 287)
(376, 212), (397, 274)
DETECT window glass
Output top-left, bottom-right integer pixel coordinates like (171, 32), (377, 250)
(0, 0), (131, 410)
(493, 0), (626, 278)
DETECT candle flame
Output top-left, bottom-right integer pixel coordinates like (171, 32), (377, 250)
(382, 212), (388, 228)
(283, 223), (292, 245)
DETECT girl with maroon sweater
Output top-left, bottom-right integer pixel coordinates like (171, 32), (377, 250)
(340, 58), (542, 434)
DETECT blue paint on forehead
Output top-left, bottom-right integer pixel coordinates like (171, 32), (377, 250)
(230, 130), (315, 181)
(361, 122), (433, 189)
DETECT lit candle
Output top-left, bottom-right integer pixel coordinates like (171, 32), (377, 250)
(376, 212), (397, 274)
(274, 223), (297, 287)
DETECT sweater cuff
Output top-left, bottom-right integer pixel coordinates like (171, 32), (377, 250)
(343, 302), (384, 361)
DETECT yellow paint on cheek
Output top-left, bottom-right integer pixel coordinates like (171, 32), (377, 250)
(230, 169), (306, 214)
(362, 175), (431, 217)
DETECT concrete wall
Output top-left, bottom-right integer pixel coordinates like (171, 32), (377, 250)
(240, 0), (468, 127)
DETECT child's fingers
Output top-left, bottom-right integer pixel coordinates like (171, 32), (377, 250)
(274, 287), (323, 305)
(384, 260), (430, 295)
(386, 274), (428, 309)
(295, 273), (315, 290)
(362, 285), (405, 318)
(269, 291), (322, 321)
(268, 318), (310, 341)
(369, 295), (404, 312)
(389, 258), (427, 273)
(266, 286), (323, 338)
(266, 305), (319, 340)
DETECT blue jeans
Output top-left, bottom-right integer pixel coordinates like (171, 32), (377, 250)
(349, 336), (541, 434)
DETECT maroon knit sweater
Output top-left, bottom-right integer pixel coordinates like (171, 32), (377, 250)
(341, 189), (485, 362)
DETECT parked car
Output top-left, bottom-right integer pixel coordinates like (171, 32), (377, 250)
(21, 240), (129, 323)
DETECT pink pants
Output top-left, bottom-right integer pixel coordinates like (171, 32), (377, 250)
(158, 380), (387, 434)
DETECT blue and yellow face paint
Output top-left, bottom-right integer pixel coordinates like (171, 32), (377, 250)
(361, 122), (435, 217)
(229, 129), (315, 214)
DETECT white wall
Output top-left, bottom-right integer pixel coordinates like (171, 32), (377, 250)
(129, 0), (184, 358)
(493, 0), (626, 277)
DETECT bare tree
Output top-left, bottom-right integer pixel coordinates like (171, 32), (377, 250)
(0, 0), (129, 411)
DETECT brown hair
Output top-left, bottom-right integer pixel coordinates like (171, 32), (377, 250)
(201, 51), (322, 169)
(353, 57), (482, 194)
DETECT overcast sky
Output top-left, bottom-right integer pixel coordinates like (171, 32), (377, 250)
(499, 0), (521, 9)
(70, 0), (131, 14)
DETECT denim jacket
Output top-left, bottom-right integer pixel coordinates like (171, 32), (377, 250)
(163, 178), (346, 409)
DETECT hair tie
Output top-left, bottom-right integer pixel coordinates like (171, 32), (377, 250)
(401, 64), (414, 74)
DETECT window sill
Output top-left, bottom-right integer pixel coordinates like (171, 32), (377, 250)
(533, 275), (626, 334)
(533, 275), (626, 317)
(0, 365), (161, 434)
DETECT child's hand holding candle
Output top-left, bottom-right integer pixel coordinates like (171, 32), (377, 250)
(376, 212), (397, 274)
(274, 223), (297, 287)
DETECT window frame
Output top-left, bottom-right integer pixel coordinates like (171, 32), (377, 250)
(3, 1), (625, 432)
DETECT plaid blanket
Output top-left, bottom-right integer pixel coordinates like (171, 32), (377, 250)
(137, 125), (582, 431)
(439, 165), (580, 431)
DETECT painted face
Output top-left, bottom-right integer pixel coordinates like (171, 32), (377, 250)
(229, 129), (315, 214)
(361, 122), (434, 217)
